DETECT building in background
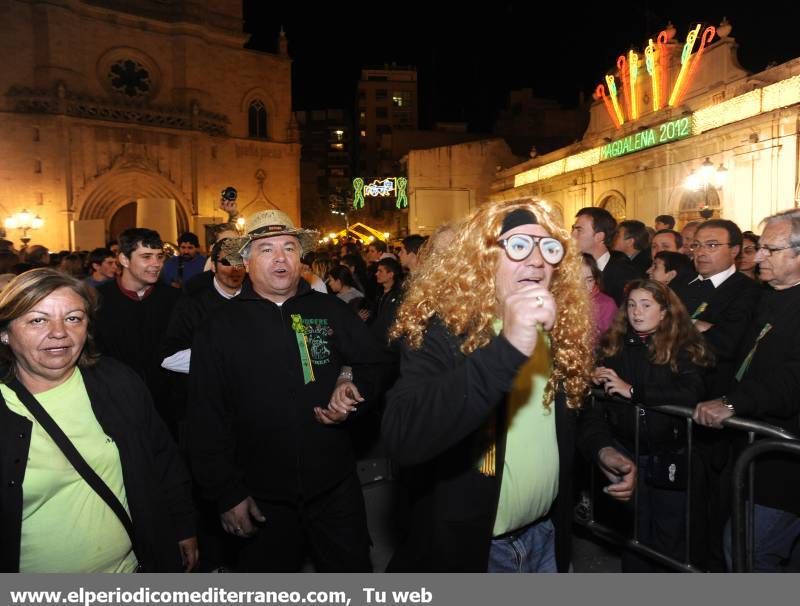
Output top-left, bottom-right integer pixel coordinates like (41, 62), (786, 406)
(493, 88), (589, 157)
(406, 138), (521, 235)
(295, 109), (353, 231)
(0, 0), (299, 250)
(492, 19), (800, 232)
(356, 65), (418, 177)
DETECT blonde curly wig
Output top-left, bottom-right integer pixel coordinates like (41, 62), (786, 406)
(391, 198), (593, 409)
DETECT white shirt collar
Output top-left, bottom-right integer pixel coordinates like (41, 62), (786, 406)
(596, 250), (611, 271)
(213, 276), (242, 300)
(689, 264), (737, 289)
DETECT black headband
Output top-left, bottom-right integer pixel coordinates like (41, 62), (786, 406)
(500, 209), (538, 234)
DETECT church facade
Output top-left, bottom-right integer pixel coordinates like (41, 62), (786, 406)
(0, 0), (299, 250)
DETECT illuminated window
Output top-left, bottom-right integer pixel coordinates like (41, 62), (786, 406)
(333, 129), (344, 141)
(392, 91), (411, 108)
(248, 100), (268, 139)
(360, 130), (366, 137)
(330, 143), (344, 151)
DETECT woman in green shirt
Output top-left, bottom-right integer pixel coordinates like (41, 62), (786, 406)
(0, 268), (197, 572)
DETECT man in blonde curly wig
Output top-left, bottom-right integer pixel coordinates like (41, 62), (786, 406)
(382, 198), (611, 572)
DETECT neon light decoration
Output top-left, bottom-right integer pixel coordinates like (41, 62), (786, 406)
(600, 116), (691, 161)
(595, 84), (621, 129)
(617, 55), (632, 121)
(657, 30), (669, 109)
(597, 25), (715, 126)
(364, 178), (396, 197)
(352, 177), (365, 209)
(353, 177), (408, 208)
(396, 177), (408, 209)
(683, 26), (716, 103)
(605, 75), (626, 126)
(644, 39), (658, 111)
(669, 24), (701, 107)
(628, 50), (640, 120)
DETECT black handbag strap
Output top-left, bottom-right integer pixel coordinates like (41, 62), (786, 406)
(6, 376), (136, 546)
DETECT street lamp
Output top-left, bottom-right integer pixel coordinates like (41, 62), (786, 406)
(4, 209), (44, 248)
(684, 157), (728, 219)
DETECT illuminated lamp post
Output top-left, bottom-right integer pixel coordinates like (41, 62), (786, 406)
(4, 209), (44, 248)
(684, 157), (727, 219)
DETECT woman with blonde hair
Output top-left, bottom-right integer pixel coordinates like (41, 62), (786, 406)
(580, 278), (714, 571)
(382, 197), (596, 572)
(0, 268), (197, 572)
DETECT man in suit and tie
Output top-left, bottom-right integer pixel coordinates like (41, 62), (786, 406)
(673, 218), (761, 570)
(694, 208), (800, 571)
(674, 219), (761, 394)
(572, 207), (640, 305)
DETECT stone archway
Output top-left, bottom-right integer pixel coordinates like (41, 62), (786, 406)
(77, 167), (191, 236)
(596, 189), (627, 221)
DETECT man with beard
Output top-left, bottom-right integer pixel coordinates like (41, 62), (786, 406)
(163, 232), (207, 289)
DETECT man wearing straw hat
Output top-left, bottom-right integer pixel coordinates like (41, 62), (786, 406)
(186, 209), (386, 572)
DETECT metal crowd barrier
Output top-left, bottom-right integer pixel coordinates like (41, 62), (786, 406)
(574, 390), (798, 572)
(730, 439), (800, 572)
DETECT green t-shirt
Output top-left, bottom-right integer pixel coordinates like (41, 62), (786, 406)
(3, 368), (138, 573)
(490, 322), (559, 537)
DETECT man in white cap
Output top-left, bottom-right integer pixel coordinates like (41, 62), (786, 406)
(186, 209), (387, 572)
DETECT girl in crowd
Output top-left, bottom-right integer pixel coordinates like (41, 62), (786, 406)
(581, 253), (617, 344)
(579, 279), (714, 571)
(326, 265), (366, 312)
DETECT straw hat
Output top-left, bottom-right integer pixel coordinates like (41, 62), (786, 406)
(221, 209), (318, 265)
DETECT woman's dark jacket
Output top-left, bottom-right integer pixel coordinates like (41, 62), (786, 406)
(0, 357), (196, 572)
(382, 317), (576, 572)
(579, 329), (707, 459)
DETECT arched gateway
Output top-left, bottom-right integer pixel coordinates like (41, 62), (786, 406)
(77, 166), (191, 242)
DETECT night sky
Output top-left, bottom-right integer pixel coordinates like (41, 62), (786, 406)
(243, 2), (800, 132)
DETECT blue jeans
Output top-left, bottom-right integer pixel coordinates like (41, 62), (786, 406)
(488, 518), (556, 573)
(724, 504), (800, 572)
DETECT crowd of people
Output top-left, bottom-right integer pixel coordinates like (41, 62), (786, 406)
(0, 197), (798, 573)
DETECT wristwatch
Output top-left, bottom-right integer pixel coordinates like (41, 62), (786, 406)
(721, 395), (735, 414)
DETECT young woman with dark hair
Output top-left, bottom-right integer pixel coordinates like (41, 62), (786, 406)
(327, 266), (365, 312)
(579, 279), (714, 571)
(581, 253), (617, 344)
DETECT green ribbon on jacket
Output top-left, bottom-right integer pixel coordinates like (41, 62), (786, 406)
(291, 314), (315, 384)
(691, 301), (708, 320)
(735, 323), (772, 382)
